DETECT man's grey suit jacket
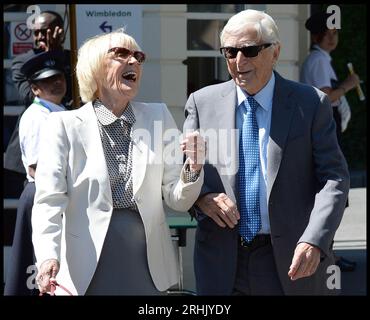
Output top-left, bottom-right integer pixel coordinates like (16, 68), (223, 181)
(183, 72), (350, 295)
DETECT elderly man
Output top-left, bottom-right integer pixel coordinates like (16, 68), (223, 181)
(184, 9), (349, 295)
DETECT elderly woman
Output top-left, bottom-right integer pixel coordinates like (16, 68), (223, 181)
(32, 30), (205, 295)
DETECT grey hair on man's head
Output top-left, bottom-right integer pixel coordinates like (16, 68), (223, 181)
(220, 9), (280, 46)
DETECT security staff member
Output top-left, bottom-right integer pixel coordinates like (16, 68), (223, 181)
(4, 50), (67, 295)
(300, 11), (359, 272)
(4, 11), (72, 179)
(300, 11), (360, 134)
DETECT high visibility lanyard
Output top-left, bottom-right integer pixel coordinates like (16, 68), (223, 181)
(33, 98), (54, 112)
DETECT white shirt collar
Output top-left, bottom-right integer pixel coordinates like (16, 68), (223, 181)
(93, 99), (136, 126)
(35, 96), (65, 111)
(312, 44), (332, 62)
(236, 72), (275, 112)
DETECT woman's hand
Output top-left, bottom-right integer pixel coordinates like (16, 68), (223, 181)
(36, 259), (60, 294)
(180, 131), (206, 172)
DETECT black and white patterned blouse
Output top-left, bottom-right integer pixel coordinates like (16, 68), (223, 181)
(93, 99), (200, 211)
(93, 99), (138, 211)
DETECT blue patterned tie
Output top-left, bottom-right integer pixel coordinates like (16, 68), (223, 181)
(238, 96), (261, 243)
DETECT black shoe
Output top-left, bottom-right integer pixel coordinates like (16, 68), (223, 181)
(335, 256), (357, 272)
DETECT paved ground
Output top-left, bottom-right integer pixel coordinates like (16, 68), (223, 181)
(4, 188), (366, 295)
(171, 187), (367, 295)
(333, 187), (367, 295)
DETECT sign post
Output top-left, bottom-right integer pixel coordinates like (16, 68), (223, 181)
(69, 4), (80, 109)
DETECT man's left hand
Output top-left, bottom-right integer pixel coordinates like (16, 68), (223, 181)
(288, 242), (321, 281)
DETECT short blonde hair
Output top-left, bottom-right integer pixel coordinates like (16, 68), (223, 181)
(220, 9), (280, 46)
(76, 29), (141, 103)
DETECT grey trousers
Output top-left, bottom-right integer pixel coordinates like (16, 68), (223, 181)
(85, 208), (163, 295)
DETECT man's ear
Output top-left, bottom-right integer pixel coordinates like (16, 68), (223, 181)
(30, 82), (40, 97)
(272, 43), (281, 66)
(311, 34), (320, 45)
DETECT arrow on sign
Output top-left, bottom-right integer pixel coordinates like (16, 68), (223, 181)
(99, 21), (112, 33)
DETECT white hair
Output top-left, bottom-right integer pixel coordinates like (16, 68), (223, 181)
(76, 28), (141, 103)
(220, 9), (280, 46)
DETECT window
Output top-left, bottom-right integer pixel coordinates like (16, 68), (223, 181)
(186, 5), (245, 95)
(186, 57), (230, 97)
(187, 19), (226, 51)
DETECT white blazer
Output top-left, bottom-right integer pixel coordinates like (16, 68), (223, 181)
(32, 101), (204, 295)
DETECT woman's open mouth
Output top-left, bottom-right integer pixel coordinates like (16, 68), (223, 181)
(122, 71), (137, 82)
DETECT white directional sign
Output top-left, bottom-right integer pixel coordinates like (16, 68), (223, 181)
(75, 5), (143, 49)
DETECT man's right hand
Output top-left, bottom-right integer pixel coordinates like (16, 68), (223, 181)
(196, 193), (240, 228)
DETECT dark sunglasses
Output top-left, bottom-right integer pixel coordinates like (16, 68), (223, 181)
(220, 43), (272, 59)
(33, 29), (48, 37)
(108, 47), (146, 64)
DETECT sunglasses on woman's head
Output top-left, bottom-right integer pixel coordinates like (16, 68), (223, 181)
(220, 43), (272, 59)
(107, 47), (146, 64)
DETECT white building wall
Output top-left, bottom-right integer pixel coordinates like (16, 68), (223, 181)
(266, 4), (300, 81)
(297, 5), (311, 71)
(138, 5), (187, 129)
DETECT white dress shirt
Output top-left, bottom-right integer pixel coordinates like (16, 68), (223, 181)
(300, 44), (337, 91)
(19, 97), (65, 182)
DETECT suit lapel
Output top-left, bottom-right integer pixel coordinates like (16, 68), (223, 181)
(267, 72), (296, 200)
(214, 80), (238, 203)
(75, 103), (112, 204)
(130, 101), (149, 195)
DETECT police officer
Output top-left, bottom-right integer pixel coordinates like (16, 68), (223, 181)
(4, 50), (67, 295)
(4, 11), (72, 186)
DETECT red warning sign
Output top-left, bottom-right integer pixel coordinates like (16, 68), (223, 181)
(13, 42), (33, 55)
(10, 22), (33, 57)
